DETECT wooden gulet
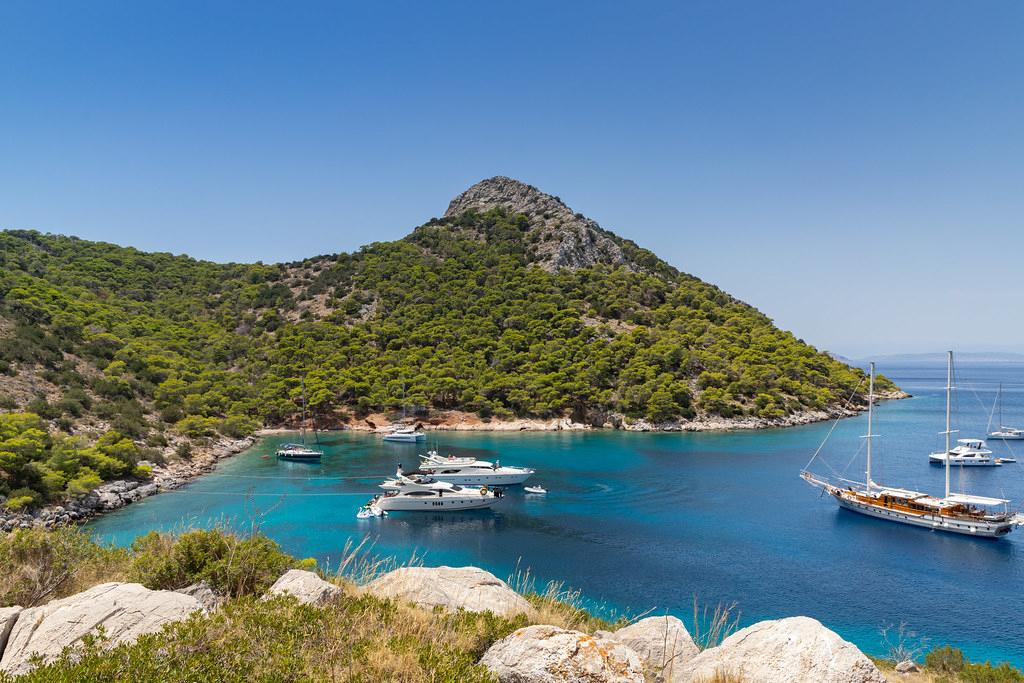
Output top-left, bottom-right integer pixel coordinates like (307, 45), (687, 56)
(801, 353), (1024, 539)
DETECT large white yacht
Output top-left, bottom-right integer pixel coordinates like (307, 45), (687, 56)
(372, 476), (499, 512)
(408, 450), (535, 486)
(929, 439), (999, 467)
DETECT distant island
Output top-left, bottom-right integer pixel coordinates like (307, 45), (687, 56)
(0, 176), (901, 511)
(866, 351), (1024, 364)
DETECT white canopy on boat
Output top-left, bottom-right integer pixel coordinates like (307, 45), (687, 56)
(946, 493), (1009, 507)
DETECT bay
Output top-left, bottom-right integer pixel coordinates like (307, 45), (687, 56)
(87, 362), (1024, 666)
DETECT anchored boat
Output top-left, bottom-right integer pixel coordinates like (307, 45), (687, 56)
(408, 450), (535, 486)
(929, 439), (998, 467)
(277, 379), (323, 462)
(988, 384), (1024, 441)
(372, 476), (500, 512)
(802, 352), (1023, 538)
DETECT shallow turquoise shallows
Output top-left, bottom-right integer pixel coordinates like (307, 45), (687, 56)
(88, 362), (1024, 666)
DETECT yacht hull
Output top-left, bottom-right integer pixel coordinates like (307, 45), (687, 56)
(990, 434), (1024, 441)
(413, 471), (532, 486)
(928, 455), (998, 466)
(383, 434), (426, 442)
(375, 495), (496, 512)
(833, 493), (1013, 538)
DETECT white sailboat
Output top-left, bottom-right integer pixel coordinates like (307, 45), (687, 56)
(988, 383), (1024, 441)
(802, 353), (1022, 539)
(276, 379), (324, 461)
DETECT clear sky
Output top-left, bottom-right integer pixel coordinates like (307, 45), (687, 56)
(2, 1), (1022, 358)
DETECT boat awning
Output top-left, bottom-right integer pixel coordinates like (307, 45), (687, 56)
(946, 493), (1009, 507)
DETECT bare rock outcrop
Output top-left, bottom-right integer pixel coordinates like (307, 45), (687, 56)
(480, 624), (644, 683)
(364, 566), (536, 618)
(610, 615), (698, 681)
(443, 176), (643, 273)
(680, 616), (886, 683)
(0, 607), (22, 659)
(176, 581), (225, 611)
(263, 569), (343, 606)
(0, 582), (203, 675)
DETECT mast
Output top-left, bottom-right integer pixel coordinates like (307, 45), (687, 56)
(998, 383), (1003, 430)
(301, 378), (308, 446)
(945, 350), (953, 499)
(865, 362), (875, 492)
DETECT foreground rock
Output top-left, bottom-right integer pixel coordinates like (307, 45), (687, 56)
(364, 566), (536, 617)
(264, 570), (343, 605)
(0, 582), (203, 675)
(610, 616), (698, 681)
(680, 616), (886, 683)
(480, 624), (644, 683)
(177, 581), (226, 611)
(0, 607), (22, 657)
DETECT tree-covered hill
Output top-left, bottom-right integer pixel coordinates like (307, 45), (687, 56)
(0, 177), (895, 503)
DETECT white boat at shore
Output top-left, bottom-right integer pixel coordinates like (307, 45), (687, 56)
(382, 425), (427, 442)
(372, 476), (500, 512)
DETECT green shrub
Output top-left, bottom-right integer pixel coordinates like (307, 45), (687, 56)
(961, 662), (1024, 683)
(129, 528), (302, 597)
(926, 645), (965, 674)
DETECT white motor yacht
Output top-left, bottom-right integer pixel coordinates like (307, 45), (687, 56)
(382, 425), (427, 442)
(372, 476), (500, 512)
(929, 438), (999, 466)
(411, 450), (535, 486)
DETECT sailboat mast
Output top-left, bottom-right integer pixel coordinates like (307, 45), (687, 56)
(945, 350), (952, 499)
(301, 379), (308, 446)
(866, 362), (875, 493)
(998, 383), (1003, 429)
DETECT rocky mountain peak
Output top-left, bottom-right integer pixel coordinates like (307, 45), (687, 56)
(444, 176), (631, 272)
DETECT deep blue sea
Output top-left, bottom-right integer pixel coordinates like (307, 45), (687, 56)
(87, 362), (1024, 666)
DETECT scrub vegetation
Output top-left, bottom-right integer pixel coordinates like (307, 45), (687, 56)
(0, 209), (894, 506)
(0, 527), (1015, 683)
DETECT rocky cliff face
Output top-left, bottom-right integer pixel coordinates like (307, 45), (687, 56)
(444, 176), (643, 273)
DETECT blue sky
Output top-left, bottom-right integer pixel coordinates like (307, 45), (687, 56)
(1, 1), (1022, 357)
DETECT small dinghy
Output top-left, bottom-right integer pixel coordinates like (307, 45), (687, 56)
(356, 501), (387, 519)
(524, 485), (547, 495)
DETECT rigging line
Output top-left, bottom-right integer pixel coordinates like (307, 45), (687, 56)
(802, 376), (866, 473)
(198, 474), (377, 481)
(163, 491), (373, 497)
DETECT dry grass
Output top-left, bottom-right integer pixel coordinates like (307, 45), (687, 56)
(0, 527), (129, 607)
(692, 594), (742, 651)
(695, 667), (745, 683)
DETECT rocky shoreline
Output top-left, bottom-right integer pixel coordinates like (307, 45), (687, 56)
(343, 391), (909, 434)
(0, 436), (256, 532)
(1, 392), (909, 533)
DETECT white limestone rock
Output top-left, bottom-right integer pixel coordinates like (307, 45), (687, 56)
(480, 624), (644, 683)
(680, 616), (886, 683)
(176, 581), (225, 611)
(611, 616), (698, 681)
(0, 582), (203, 675)
(264, 569), (343, 606)
(364, 566), (536, 617)
(0, 607), (22, 658)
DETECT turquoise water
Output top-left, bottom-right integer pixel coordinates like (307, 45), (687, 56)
(88, 362), (1024, 666)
